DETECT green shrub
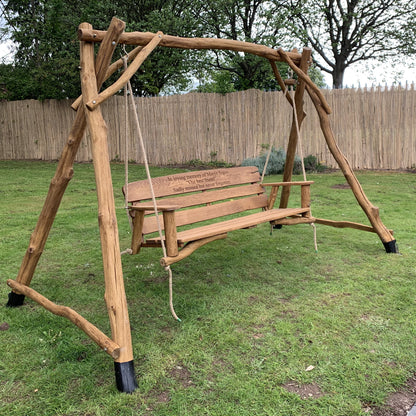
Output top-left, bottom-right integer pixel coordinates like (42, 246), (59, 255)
(242, 148), (327, 175)
(303, 154), (328, 172)
(242, 147), (301, 175)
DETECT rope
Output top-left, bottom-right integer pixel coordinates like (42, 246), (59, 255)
(261, 144), (273, 184)
(289, 85), (307, 182)
(288, 81), (318, 252)
(122, 55), (133, 232)
(125, 73), (181, 322)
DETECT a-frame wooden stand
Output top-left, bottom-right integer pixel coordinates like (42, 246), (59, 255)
(7, 18), (137, 392)
(6, 17), (397, 394)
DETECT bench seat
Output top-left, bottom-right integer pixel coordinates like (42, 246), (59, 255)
(123, 166), (314, 266)
(146, 207), (312, 245)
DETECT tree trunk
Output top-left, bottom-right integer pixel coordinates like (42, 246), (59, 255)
(332, 64), (345, 89)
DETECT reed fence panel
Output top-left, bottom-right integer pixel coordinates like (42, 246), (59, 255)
(1, 85), (415, 170)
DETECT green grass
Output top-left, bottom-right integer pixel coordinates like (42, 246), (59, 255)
(1, 160), (416, 415)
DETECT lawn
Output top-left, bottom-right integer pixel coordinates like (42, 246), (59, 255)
(1, 160), (416, 416)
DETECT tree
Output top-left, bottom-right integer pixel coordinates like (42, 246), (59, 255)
(0, 0), (198, 99)
(282, 0), (416, 88)
(190, 0), (294, 92)
(0, 0), (85, 99)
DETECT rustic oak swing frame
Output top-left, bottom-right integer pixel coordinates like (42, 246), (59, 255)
(6, 17), (397, 393)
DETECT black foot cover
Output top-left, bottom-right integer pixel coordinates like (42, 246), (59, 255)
(114, 360), (138, 393)
(6, 292), (25, 307)
(383, 240), (398, 253)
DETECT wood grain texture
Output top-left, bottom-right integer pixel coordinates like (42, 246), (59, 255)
(80, 21), (134, 363)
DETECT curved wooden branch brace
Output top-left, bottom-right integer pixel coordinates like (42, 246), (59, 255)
(314, 218), (393, 234)
(160, 234), (228, 267)
(7, 279), (121, 359)
(278, 48), (331, 115)
(71, 45), (144, 111)
(272, 216), (316, 226)
(86, 32), (163, 111)
(269, 60), (295, 108)
(78, 28), (302, 64)
(306, 85), (396, 251)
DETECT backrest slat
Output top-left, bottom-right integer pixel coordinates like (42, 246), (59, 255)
(125, 166), (271, 236)
(142, 194), (268, 235)
(132, 183), (265, 210)
(124, 166), (261, 202)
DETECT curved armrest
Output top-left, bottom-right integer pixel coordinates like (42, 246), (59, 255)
(129, 204), (179, 257)
(263, 181), (313, 210)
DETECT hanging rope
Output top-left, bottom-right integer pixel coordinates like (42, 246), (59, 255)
(124, 71), (181, 322)
(264, 70), (318, 251)
(120, 55), (134, 257)
(123, 55), (133, 233)
(288, 78), (307, 182)
(260, 144), (273, 184)
(288, 77), (318, 252)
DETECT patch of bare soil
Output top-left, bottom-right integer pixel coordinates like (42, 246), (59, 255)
(331, 183), (351, 189)
(282, 381), (325, 399)
(0, 322), (9, 331)
(169, 364), (194, 388)
(371, 375), (416, 416)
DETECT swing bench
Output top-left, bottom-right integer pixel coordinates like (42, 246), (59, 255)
(124, 166), (314, 266)
(6, 18), (397, 394)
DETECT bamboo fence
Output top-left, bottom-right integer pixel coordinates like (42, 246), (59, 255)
(1, 84), (415, 169)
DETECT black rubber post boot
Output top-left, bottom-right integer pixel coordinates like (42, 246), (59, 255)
(383, 240), (398, 253)
(114, 360), (138, 393)
(6, 292), (25, 307)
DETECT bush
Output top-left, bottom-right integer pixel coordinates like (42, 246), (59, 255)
(241, 148), (327, 176)
(242, 147), (300, 175)
(303, 155), (328, 172)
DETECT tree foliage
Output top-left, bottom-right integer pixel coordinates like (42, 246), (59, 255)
(190, 0), (293, 92)
(0, 0), (198, 99)
(282, 0), (416, 88)
(0, 0), (415, 98)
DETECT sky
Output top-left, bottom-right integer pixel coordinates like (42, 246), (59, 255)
(326, 61), (416, 89)
(1, 40), (415, 89)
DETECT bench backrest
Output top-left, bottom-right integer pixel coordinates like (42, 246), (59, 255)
(123, 166), (267, 235)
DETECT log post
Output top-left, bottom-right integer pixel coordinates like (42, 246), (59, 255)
(300, 184), (311, 218)
(130, 210), (145, 255)
(306, 85), (397, 253)
(162, 210), (179, 257)
(80, 23), (137, 393)
(7, 18), (125, 307)
(279, 48), (311, 209)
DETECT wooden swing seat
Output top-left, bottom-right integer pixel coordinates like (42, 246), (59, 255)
(124, 166), (314, 266)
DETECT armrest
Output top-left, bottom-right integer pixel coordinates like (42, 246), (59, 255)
(264, 181), (313, 210)
(262, 181), (314, 186)
(130, 204), (179, 257)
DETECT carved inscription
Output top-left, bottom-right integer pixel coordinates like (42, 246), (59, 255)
(167, 171), (232, 193)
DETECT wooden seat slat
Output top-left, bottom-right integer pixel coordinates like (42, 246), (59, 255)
(146, 207), (310, 244)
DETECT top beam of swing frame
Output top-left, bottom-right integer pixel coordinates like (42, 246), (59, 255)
(77, 20), (397, 253)
(78, 21), (396, 251)
(77, 28), (303, 64)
